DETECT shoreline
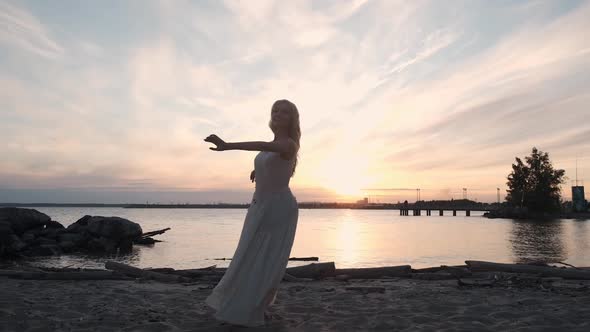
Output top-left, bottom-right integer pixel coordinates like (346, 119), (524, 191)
(0, 202), (494, 211)
(4, 203), (589, 219)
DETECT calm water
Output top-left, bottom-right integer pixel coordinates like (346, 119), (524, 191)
(26, 207), (590, 270)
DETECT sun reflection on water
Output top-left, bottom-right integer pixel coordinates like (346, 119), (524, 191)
(333, 210), (361, 266)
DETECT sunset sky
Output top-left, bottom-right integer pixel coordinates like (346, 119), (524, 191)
(1, 0), (589, 204)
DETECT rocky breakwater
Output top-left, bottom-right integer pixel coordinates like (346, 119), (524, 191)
(0, 207), (149, 258)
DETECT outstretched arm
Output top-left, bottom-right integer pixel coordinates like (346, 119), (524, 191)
(204, 134), (295, 155)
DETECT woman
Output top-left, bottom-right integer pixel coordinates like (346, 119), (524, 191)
(203, 99), (301, 327)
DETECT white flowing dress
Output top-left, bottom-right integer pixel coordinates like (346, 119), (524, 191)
(205, 151), (299, 326)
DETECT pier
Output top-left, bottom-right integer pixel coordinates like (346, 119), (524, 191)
(400, 207), (489, 216)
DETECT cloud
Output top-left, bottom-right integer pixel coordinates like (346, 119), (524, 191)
(1, 0), (590, 203)
(0, 1), (63, 58)
(378, 28), (458, 82)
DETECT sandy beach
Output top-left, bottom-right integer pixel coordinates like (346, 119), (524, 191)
(1, 273), (589, 332)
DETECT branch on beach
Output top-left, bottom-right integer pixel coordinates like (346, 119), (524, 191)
(6, 259), (590, 285)
(465, 260), (590, 280)
(412, 265), (472, 278)
(0, 269), (131, 280)
(140, 228), (171, 238)
(289, 257), (319, 261)
(283, 273), (313, 282)
(147, 268), (225, 279)
(212, 256), (319, 261)
(335, 266), (412, 279)
(145, 262), (410, 281)
(555, 261), (579, 269)
(133, 237), (161, 245)
(133, 228), (170, 245)
(286, 262), (336, 279)
(105, 261), (191, 283)
(457, 278), (496, 287)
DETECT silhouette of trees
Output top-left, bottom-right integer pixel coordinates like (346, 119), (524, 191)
(506, 147), (565, 212)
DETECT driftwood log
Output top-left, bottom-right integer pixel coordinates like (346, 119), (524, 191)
(105, 261), (190, 282)
(282, 273), (313, 282)
(288, 257), (319, 261)
(134, 237), (160, 245)
(285, 262), (336, 279)
(172, 263), (411, 280)
(345, 286), (386, 293)
(133, 227), (170, 245)
(412, 265), (472, 278)
(149, 262), (337, 280)
(412, 265), (468, 273)
(149, 268), (225, 278)
(0, 270), (130, 280)
(146, 263), (335, 280)
(214, 256), (319, 261)
(141, 228), (171, 238)
(335, 265), (412, 279)
(412, 273), (457, 280)
(466, 260), (590, 280)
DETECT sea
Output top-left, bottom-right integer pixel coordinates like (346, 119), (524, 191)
(24, 207), (590, 270)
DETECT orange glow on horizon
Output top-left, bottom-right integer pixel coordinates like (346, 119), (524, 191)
(314, 151), (375, 200)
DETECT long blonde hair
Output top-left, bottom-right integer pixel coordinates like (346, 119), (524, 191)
(269, 99), (300, 176)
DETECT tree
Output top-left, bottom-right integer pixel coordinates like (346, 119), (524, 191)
(506, 147), (565, 212)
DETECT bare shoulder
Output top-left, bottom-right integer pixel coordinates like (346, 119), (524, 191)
(278, 138), (298, 160)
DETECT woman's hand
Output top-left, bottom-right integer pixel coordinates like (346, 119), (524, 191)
(250, 170), (255, 183)
(204, 134), (228, 151)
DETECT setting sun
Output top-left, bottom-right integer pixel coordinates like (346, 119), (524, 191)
(316, 153), (373, 199)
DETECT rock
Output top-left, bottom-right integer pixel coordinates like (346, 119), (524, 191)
(58, 241), (76, 252)
(21, 232), (36, 244)
(134, 237), (156, 245)
(65, 215), (142, 253)
(25, 244), (62, 256)
(0, 208), (51, 235)
(23, 227), (44, 237)
(335, 274), (352, 281)
(118, 239), (133, 253)
(0, 221), (15, 256)
(1, 211), (149, 257)
(37, 237), (58, 246)
(412, 273), (457, 280)
(1, 224), (29, 256)
(40, 227), (66, 239)
(58, 233), (86, 246)
(66, 215), (93, 233)
(45, 220), (65, 229)
(0, 220), (12, 235)
(345, 286), (386, 293)
(87, 237), (118, 253)
(0, 220), (11, 232)
(85, 216), (142, 241)
(8, 234), (27, 252)
(457, 278), (495, 287)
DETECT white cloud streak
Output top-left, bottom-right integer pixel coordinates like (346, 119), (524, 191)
(0, 1), (63, 58)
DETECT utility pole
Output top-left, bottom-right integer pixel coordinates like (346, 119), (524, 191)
(576, 156), (578, 187)
(462, 188), (467, 200)
(497, 188), (500, 204)
(416, 188), (421, 202)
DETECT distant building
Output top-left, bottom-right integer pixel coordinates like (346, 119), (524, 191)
(356, 197), (369, 205)
(572, 186), (587, 212)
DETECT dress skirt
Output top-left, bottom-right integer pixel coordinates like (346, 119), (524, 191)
(205, 187), (298, 326)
